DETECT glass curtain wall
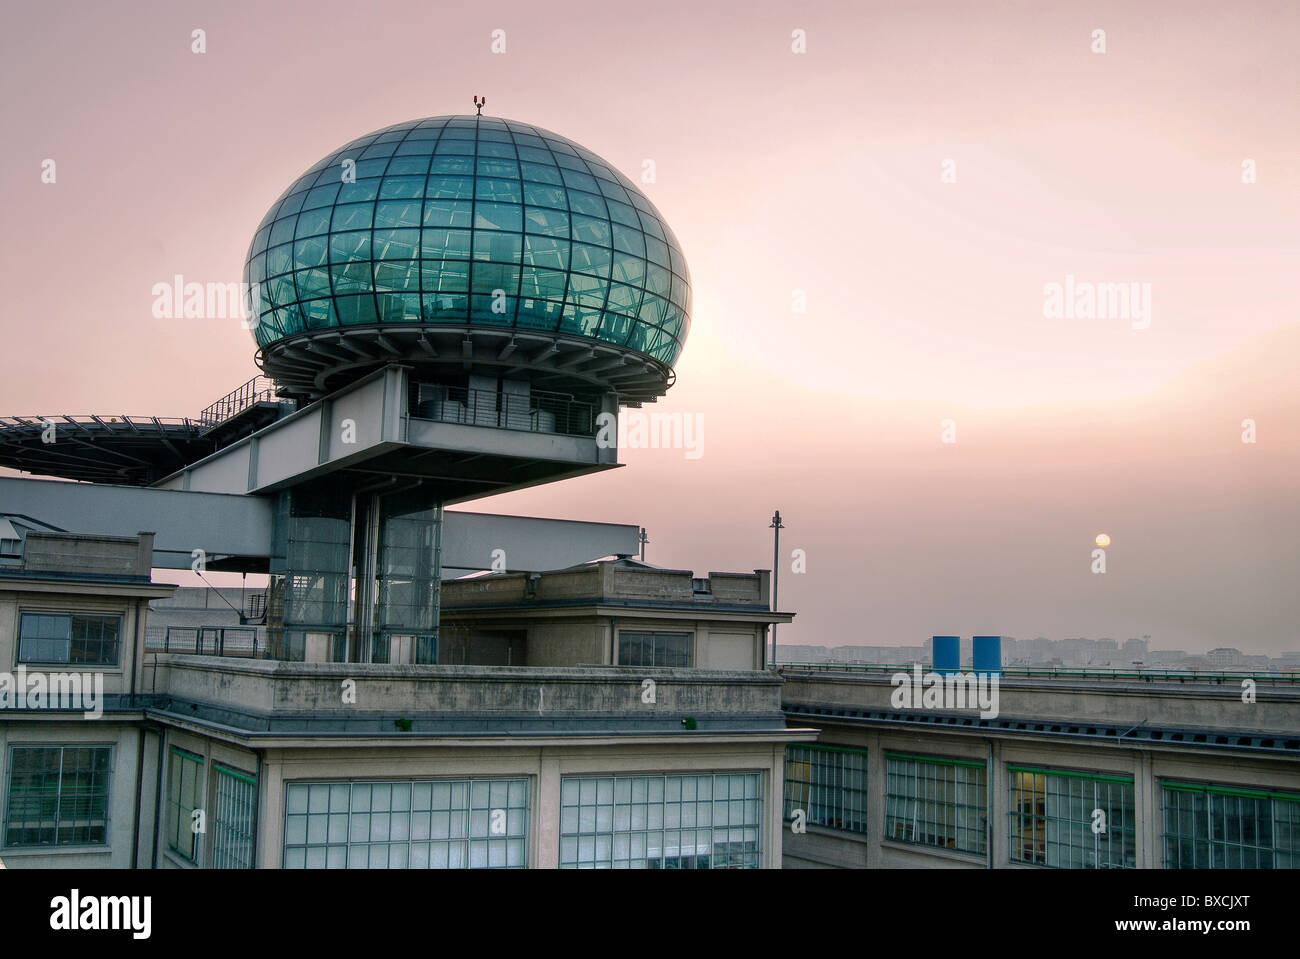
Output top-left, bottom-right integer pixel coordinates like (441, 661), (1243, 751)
(372, 485), (442, 664)
(268, 482), (352, 661)
(244, 116), (691, 368)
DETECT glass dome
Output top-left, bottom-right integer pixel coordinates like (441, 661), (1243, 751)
(245, 115), (691, 381)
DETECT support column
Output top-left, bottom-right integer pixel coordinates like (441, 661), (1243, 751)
(865, 731), (885, 869)
(987, 738), (1004, 868)
(536, 753), (562, 868)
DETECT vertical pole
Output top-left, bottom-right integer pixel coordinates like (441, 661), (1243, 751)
(431, 501), (443, 664)
(769, 510), (783, 668)
(639, 528), (648, 562)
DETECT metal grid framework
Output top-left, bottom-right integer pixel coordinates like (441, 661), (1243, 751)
(1008, 768), (1136, 869)
(17, 612), (121, 667)
(167, 748), (204, 863)
(210, 764), (258, 869)
(559, 773), (762, 869)
(884, 754), (987, 855)
(282, 778), (529, 869)
(617, 631), (691, 667)
(0, 414), (210, 485)
(245, 116), (691, 371)
(1162, 782), (1300, 868)
(3, 745), (112, 848)
(783, 745), (869, 834)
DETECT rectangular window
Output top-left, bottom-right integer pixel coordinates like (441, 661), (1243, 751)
(282, 778), (528, 868)
(167, 748), (204, 864)
(559, 772), (762, 869)
(3, 745), (112, 847)
(1008, 767), (1135, 868)
(884, 754), (987, 855)
(618, 631), (691, 667)
(18, 612), (122, 666)
(1162, 782), (1300, 868)
(210, 765), (257, 869)
(784, 745), (868, 834)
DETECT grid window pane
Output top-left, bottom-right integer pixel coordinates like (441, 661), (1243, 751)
(167, 748), (204, 863)
(18, 612), (121, 666)
(559, 773), (762, 869)
(4, 745), (111, 847)
(783, 745), (868, 834)
(282, 778), (528, 869)
(1008, 769), (1135, 869)
(884, 755), (987, 855)
(618, 631), (691, 667)
(210, 765), (258, 869)
(1161, 783), (1300, 868)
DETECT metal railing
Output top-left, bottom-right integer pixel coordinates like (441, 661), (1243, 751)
(200, 376), (281, 428)
(412, 384), (595, 437)
(776, 661), (1300, 685)
(147, 626), (264, 658)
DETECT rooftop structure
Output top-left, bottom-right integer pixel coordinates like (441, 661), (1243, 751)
(0, 110), (809, 872)
(246, 115), (691, 404)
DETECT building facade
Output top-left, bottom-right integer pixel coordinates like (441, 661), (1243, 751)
(778, 663), (1300, 869)
(0, 111), (815, 870)
(1, 531), (807, 869)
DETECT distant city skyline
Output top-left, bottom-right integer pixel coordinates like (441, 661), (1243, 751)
(778, 636), (1300, 669)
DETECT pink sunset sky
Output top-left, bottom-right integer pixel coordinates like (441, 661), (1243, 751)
(1, 1), (1296, 654)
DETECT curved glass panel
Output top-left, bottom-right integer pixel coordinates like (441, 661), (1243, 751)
(246, 116), (690, 369)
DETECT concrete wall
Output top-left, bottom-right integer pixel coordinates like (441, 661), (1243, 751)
(705, 631), (758, 670)
(438, 629), (527, 666)
(442, 565), (772, 610)
(1, 585), (155, 699)
(0, 721), (145, 869)
(782, 670), (1300, 735)
(441, 606), (768, 671)
(147, 656), (785, 718)
(525, 621), (605, 666)
(21, 532), (153, 578)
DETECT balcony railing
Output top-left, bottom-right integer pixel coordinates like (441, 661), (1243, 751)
(147, 625), (265, 658)
(200, 375), (282, 428)
(777, 661), (1300, 685)
(412, 384), (595, 437)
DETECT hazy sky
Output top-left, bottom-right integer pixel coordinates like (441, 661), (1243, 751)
(1, 1), (1296, 654)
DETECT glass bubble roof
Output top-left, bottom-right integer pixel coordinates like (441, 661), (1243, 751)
(245, 115), (691, 369)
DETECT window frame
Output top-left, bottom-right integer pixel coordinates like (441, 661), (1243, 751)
(883, 752), (988, 856)
(783, 744), (869, 834)
(166, 747), (205, 865)
(1007, 765), (1136, 869)
(2, 744), (113, 849)
(210, 764), (258, 869)
(1161, 780), (1300, 869)
(616, 630), (692, 668)
(559, 771), (763, 869)
(281, 777), (530, 869)
(16, 609), (124, 668)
